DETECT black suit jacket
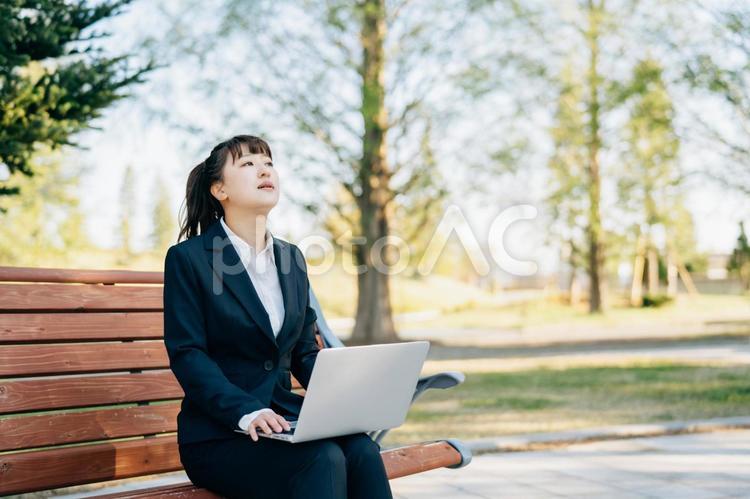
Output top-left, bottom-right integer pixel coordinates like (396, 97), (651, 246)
(163, 219), (319, 445)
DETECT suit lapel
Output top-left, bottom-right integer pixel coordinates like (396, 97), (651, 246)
(202, 220), (298, 351)
(272, 236), (298, 352)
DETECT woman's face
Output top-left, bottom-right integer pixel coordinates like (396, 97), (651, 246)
(212, 146), (280, 214)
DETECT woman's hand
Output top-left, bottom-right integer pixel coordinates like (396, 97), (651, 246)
(247, 410), (292, 442)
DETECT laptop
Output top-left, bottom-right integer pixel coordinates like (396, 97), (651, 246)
(234, 341), (430, 443)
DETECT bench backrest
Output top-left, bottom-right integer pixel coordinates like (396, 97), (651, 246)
(0, 266), (320, 496)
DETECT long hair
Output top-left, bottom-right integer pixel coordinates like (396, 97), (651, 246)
(177, 135), (273, 242)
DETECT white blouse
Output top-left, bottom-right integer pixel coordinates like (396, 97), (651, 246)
(219, 216), (284, 431)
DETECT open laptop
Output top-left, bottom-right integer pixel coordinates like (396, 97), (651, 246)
(234, 341), (430, 443)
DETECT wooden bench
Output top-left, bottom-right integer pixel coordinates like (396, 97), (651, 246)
(0, 266), (471, 497)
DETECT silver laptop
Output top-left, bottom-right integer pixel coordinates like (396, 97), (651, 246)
(235, 341), (430, 443)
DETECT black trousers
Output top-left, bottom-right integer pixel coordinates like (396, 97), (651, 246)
(178, 432), (394, 499)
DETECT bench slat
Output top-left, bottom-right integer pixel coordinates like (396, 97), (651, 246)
(0, 435), (183, 495)
(0, 436), (463, 496)
(0, 312), (163, 343)
(0, 283), (163, 311)
(0, 370), (182, 414)
(0, 341), (169, 376)
(0, 266), (163, 284)
(0, 403), (181, 451)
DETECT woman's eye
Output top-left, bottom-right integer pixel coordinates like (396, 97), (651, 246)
(240, 161), (272, 167)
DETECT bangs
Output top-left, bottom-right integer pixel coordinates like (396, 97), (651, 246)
(225, 135), (273, 163)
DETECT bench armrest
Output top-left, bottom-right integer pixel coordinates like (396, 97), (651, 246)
(308, 288), (346, 349)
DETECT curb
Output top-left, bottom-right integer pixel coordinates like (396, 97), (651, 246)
(463, 416), (750, 455)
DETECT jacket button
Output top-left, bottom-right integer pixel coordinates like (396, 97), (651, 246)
(263, 360), (274, 371)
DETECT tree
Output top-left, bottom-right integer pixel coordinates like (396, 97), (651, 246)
(0, 0), (157, 205)
(150, 175), (175, 253)
(616, 58), (683, 302)
(118, 163), (135, 259)
(547, 61), (589, 304)
(0, 147), (91, 265)
(463, 0), (642, 312)
(458, 0), (696, 313)
(683, 5), (750, 194)
(149, 0), (471, 344)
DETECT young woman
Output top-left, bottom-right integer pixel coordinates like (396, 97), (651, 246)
(163, 135), (393, 499)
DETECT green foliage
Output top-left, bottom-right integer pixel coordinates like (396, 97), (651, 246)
(0, 0), (157, 203)
(618, 58), (680, 229)
(640, 293), (673, 308)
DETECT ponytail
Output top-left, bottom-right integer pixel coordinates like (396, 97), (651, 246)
(177, 159), (223, 242)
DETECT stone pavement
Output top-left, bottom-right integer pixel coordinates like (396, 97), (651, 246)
(389, 429), (750, 498)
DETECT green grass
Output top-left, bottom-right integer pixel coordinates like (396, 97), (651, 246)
(380, 362), (750, 447)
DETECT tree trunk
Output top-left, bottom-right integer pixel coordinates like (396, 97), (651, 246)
(666, 252), (678, 297)
(647, 247), (660, 295)
(351, 214), (398, 344)
(584, 0), (605, 313)
(350, 0), (399, 345)
(631, 235), (645, 307)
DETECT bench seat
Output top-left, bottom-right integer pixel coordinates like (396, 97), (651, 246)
(0, 266), (471, 497)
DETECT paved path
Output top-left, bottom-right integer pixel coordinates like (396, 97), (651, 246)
(420, 338), (750, 375)
(390, 430), (750, 498)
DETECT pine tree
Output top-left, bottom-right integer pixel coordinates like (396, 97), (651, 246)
(0, 0), (156, 206)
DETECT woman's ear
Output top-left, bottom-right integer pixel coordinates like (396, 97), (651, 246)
(210, 181), (227, 202)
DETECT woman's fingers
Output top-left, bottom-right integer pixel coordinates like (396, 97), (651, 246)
(276, 414), (291, 431)
(247, 411), (290, 442)
(267, 417), (283, 433)
(258, 419), (273, 435)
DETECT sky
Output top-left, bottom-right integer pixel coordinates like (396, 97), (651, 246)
(58, 0), (749, 275)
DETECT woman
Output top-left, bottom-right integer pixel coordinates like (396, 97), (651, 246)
(163, 135), (394, 499)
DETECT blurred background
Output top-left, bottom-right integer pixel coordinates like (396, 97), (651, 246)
(2, 0), (749, 451)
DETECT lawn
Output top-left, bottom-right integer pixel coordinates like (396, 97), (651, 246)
(380, 361), (750, 448)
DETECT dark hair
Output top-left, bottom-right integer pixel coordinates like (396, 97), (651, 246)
(177, 134), (273, 242)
